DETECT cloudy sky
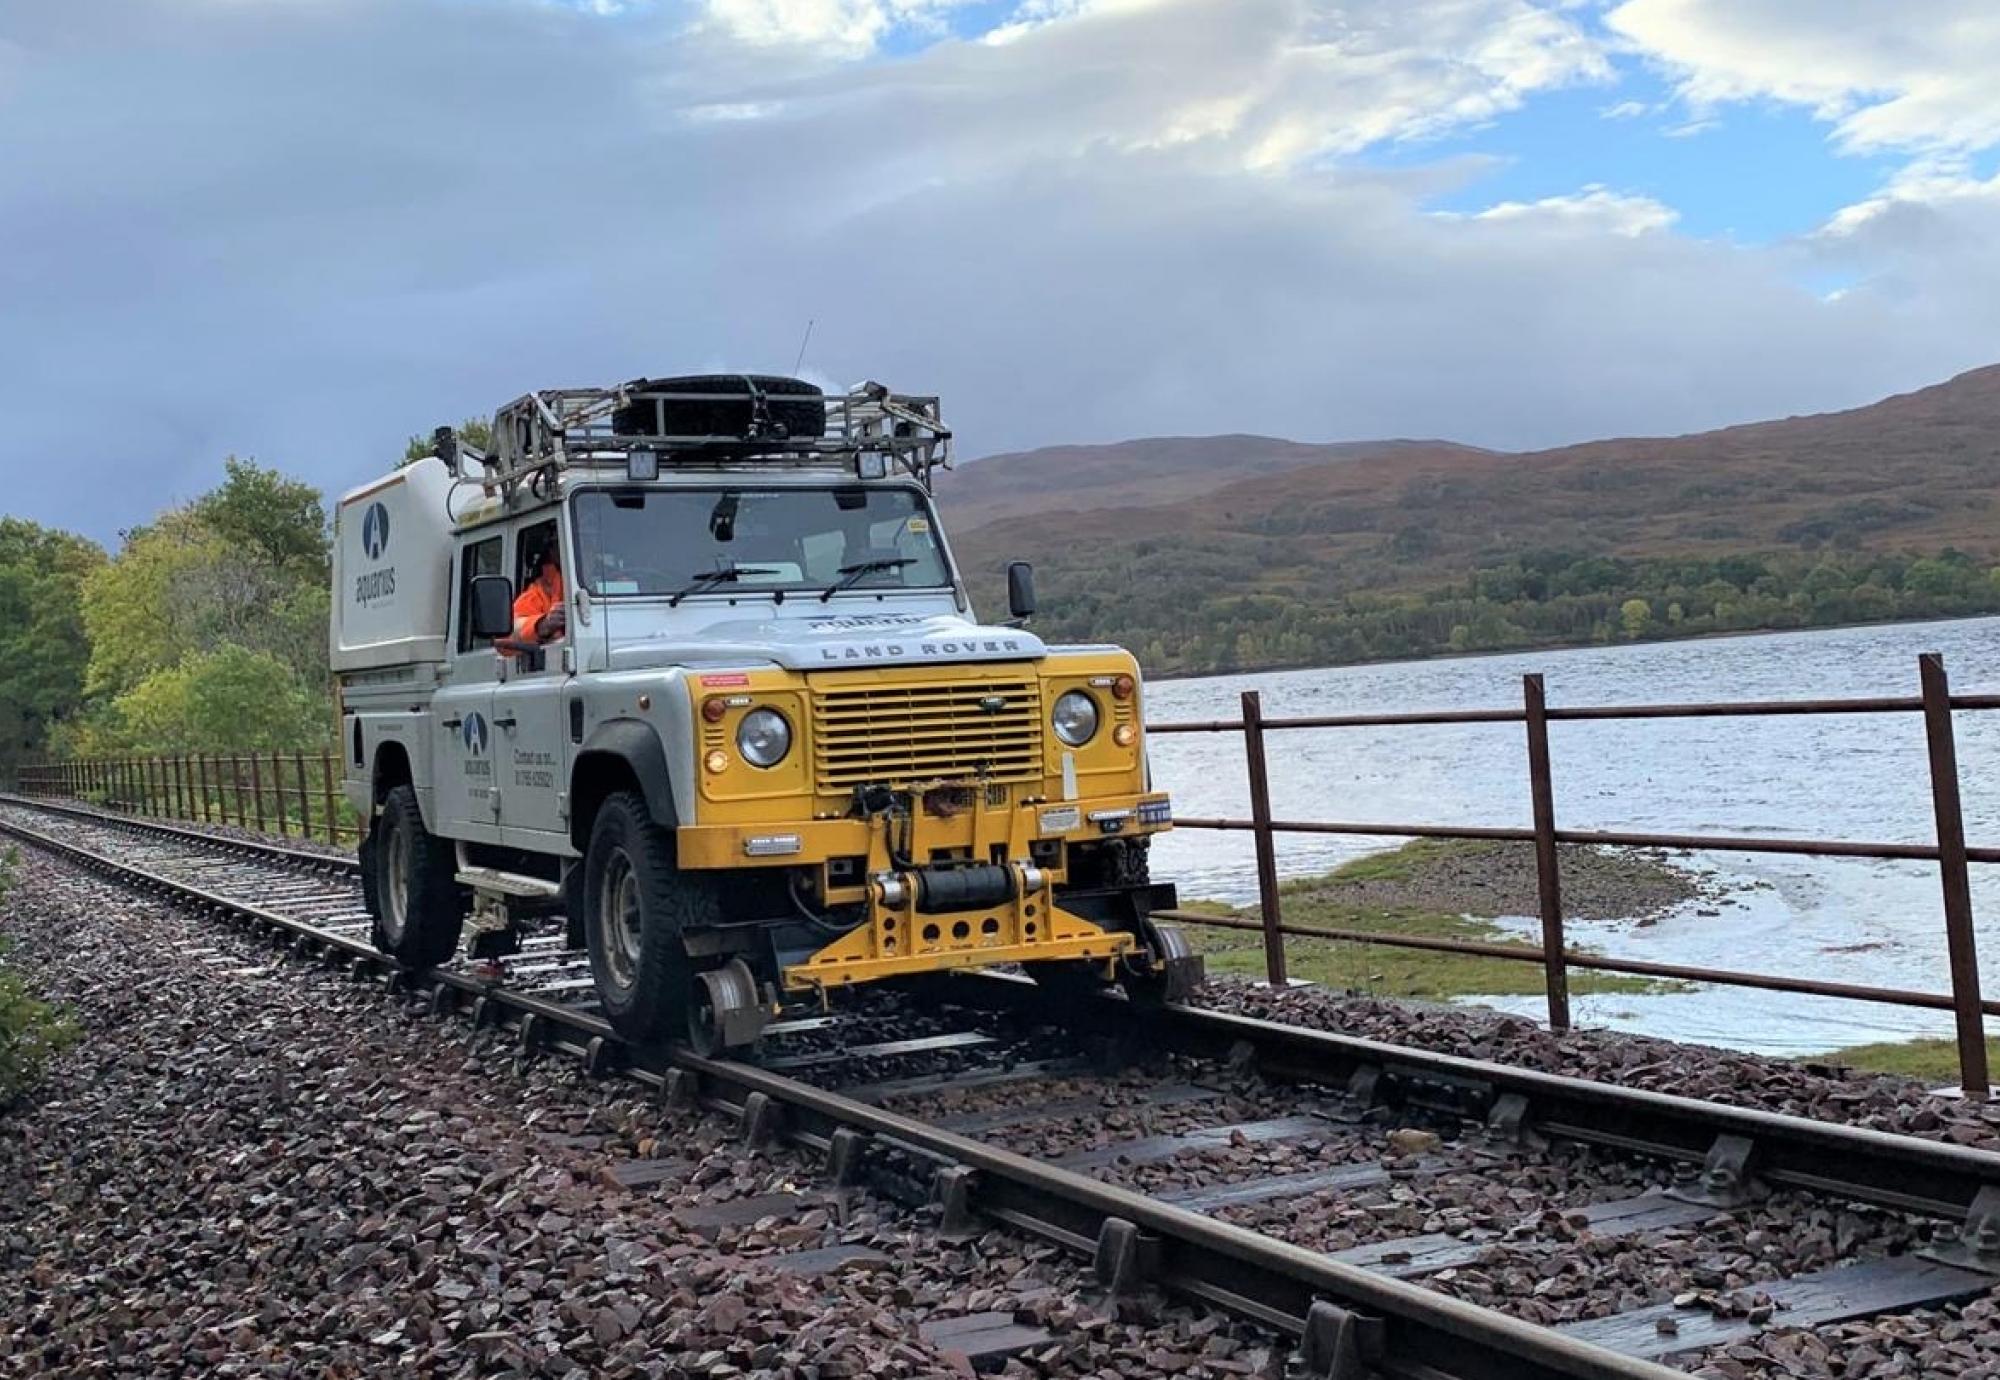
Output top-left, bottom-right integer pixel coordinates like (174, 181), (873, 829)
(5, 0), (2000, 544)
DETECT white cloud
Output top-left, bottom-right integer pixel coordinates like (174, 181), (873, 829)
(1608, 0), (2000, 155)
(2, 0), (1997, 546)
(1600, 98), (1650, 120)
(698, 0), (1611, 176)
(1460, 184), (1679, 235)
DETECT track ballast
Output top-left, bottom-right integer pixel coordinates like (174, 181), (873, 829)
(4, 794), (1998, 1380)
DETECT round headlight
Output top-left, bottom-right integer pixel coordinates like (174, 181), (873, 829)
(1052, 690), (1100, 747)
(737, 708), (792, 768)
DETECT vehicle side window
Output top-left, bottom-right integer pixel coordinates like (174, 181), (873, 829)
(516, 520), (560, 597)
(456, 535), (504, 654)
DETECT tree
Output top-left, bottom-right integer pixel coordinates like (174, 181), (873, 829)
(192, 457), (328, 575)
(403, 417), (493, 467)
(115, 646), (324, 751)
(76, 458), (333, 754)
(0, 519), (104, 774)
(1620, 598), (1653, 639)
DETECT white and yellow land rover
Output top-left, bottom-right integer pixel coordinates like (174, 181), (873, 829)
(330, 375), (1195, 1051)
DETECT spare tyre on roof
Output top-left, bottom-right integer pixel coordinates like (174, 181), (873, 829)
(611, 374), (826, 442)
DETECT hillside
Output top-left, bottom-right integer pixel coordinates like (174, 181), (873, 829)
(943, 435), (1486, 526)
(940, 366), (2000, 674)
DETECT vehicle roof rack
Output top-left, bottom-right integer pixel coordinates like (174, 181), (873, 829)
(439, 378), (952, 497)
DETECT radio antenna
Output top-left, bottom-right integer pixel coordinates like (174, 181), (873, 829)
(792, 318), (815, 376)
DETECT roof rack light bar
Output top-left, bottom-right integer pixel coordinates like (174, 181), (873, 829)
(446, 379), (952, 498)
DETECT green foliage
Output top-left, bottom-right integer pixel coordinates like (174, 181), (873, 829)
(404, 417), (493, 467)
(1822, 1035), (2000, 1084)
(113, 646), (328, 752)
(0, 520), (104, 775)
(0, 852), (79, 1108)
(1011, 545), (2000, 676)
(74, 458), (332, 754)
(192, 457), (329, 574)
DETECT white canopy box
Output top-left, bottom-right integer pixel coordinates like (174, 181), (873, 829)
(330, 457), (456, 672)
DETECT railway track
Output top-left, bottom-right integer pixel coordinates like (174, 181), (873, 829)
(4, 793), (1997, 1380)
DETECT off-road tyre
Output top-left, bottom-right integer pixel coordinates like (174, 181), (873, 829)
(611, 374), (826, 442)
(369, 785), (465, 967)
(358, 827), (381, 920)
(582, 790), (722, 1047)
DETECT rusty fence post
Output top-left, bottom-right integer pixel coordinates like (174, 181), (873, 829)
(271, 751), (288, 836)
(249, 754), (267, 833)
(1524, 674), (1573, 1032)
(1241, 690), (1289, 988)
(320, 750), (339, 845)
(195, 754), (211, 823)
(294, 751), (313, 841)
(1920, 654), (1989, 1099)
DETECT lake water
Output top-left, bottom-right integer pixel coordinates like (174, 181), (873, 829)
(1143, 616), (2000, 1057)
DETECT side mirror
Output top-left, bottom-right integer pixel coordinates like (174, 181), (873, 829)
(1006, 561), (1036, 621)
(470, 574), (515, 639)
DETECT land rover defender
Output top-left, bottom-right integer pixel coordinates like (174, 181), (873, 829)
(330, 375), (1196, 1052)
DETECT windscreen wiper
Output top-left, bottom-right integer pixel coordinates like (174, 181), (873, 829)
(668, 564), (780, 606)
(818, 557), (916, 602)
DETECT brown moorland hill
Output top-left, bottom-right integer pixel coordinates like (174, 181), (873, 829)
(940, 435), (1487, 527)
(940, 365), (2000, 674)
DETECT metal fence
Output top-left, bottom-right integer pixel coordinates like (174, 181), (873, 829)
(14, 749), (358, 845)
(1149, 651), (1996, 1097)
(9, 652), (1994, 1094)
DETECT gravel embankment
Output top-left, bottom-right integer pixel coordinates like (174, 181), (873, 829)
(11, 807), (2000, 1380)
(0, 849), (1284, 1378)
(1194, 980), (2000, 1379)
(1202, 982), (2000, 1153)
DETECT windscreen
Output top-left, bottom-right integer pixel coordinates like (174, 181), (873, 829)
(571, 485), (951, 597)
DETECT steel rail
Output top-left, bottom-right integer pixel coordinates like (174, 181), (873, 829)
(0, 803), (1683, 1380)
(11, 798), (1996, 1217)
(943, 975), (2000, 1223)
(0, 793), (360, 876)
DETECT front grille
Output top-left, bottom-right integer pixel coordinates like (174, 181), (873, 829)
(812, 677), (1043, 790)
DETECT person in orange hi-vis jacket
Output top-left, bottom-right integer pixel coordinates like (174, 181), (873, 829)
(512, 545), (565, 644)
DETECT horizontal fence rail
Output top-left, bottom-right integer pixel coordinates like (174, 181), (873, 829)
(8, 654), (1993, 1095)
(1150, 652), (1993, 1098)
(13, 749), (357, 847)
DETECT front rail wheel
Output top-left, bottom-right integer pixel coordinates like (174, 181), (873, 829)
(689, 958), (771, 1056)
(369, 784), (464, 967)
(582, 791), (719, 1047)
(1121, 919), (1203, 1006)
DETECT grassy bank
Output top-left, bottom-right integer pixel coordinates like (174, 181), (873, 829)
(1822, 1036), (2000, 1084)
(1, 850), (79, 1109)
(1183, 838), (1708, 1002)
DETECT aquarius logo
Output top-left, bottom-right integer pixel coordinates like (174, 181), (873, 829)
(361, 501), (391, 561)
(462, 712), (489, 757)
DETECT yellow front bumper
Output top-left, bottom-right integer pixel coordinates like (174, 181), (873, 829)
(784, 890), (1135, 992)
(675, 789), (1168, 994)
